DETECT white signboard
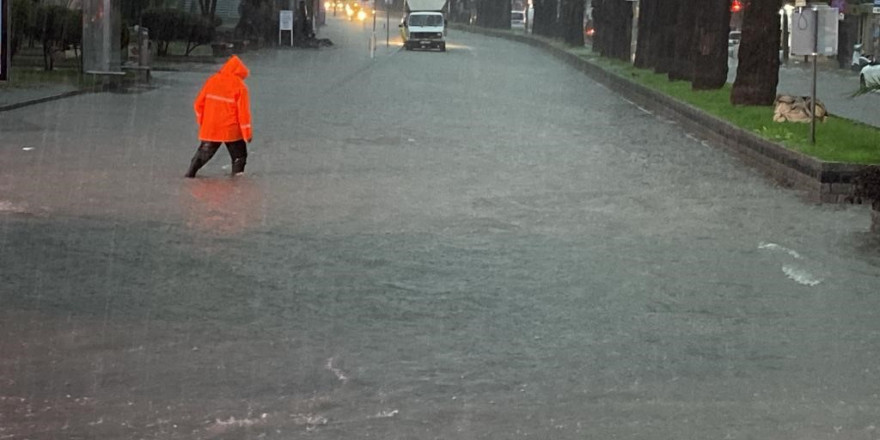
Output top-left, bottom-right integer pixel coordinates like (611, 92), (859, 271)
(791, 6), (838, 56)
(280, 10), (294, 31)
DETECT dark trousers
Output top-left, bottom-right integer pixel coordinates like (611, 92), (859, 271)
(185, 140), (248, 178)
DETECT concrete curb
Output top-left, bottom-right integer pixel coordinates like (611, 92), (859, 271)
(0, 89), (91, 113)
(0, 70), (164, 113)
(451, 24), (873, 203)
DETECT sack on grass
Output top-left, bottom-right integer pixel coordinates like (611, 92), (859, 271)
(773, 94), (827, 123)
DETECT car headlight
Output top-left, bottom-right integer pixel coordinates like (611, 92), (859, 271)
(357, 10), (367, 20)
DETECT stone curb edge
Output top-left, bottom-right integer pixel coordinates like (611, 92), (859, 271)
(451, 24), (871, 203)
(0, 89), (91, 113)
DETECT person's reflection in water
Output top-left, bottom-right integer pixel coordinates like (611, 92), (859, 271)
(182, 177), (264, 236)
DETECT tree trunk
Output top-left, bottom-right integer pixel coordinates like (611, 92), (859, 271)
(691, 0), (729, 90)
(594, 0), (629, 59)
(731, 0), (782, 105)
(609, 0), (632, 61)
(590, 0), (605, 53)
(199, 0), (219, 19)
(533, 0), (558, 37)
(651, 0), (678, 74)
(668, 0), (694, 81)
(633, 0), (656, 68)
(561, 0), (584, 46)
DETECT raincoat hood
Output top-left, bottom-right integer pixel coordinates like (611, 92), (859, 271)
(219, 55), (249, 79)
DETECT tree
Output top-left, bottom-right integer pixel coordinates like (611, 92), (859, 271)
(667, 0), (694, 81)
(10, 0), (37, 58)
(198, 0), (220, 20)
(651, 0), (678, 74)
(236, 0), (275, 44)
(186, 15), (222, 55)
(633, 0), (655, 68)
(560, 0), (584, 46)
(592, 0), (630, 61)
(690, 0), (729, 89)
(731, 0), (782, 105)
(476, 0), (510, 29)
(532, 0), (557, 37)
(121, 0), (166, 25)
(34, 5), (81, 70)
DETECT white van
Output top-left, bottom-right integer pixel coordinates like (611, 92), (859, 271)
(511, 10), (525, 29)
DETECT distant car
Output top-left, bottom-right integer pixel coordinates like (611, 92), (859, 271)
(860, 62), (880, 89)
(584, 19), (594, 41)
(345, 2), (362, 20)
(728, 30), (741, 58)
(511, 10), (525, 29)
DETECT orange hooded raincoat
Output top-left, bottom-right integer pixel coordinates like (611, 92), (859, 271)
(194, 55), (253, 142)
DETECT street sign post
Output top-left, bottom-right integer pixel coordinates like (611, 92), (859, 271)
(386, 0), (391, 46)
(792, 5), (838, 144)
(1, 0), (8, 81)
(628, 0), (638, 63)
(279, 10), (294, 46)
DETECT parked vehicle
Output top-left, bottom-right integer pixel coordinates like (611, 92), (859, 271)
(345, 1), (362, 20)
(511, 10), (525, 29)
(584, 18), (594, 41)
(852, 44), (874, 72)
(399, 0), (448, 51)
(728, 30), (741, 58)
(860, 62), (880, 88)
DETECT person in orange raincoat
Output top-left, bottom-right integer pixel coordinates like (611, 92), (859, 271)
(186, 55), (253, 178)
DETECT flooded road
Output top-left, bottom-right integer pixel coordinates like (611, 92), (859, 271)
(2, 17), (880, 440)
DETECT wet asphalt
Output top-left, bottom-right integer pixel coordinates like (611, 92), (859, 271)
(2, 16), (880, 440)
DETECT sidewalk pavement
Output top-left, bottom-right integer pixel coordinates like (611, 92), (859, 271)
(0, 59), (217, 112)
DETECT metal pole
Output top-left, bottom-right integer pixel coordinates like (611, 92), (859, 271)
(782, 7), (789, 63)
(630, 0), (639, 63)
(1, 0), (9, 81)
(386, 6), (390, 46)
(810, 5), (818, 144)
(102, 0), (111, 70)
(371, 10), (377, 57)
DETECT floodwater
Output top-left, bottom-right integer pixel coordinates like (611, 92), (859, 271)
(2, 16), (880, 440)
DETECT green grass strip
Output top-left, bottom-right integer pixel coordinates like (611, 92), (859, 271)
(565, 46), (880, 165)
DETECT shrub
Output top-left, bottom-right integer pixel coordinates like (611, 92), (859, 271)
(141, 8), (189, 56)
(185, 15), (222, 55)
(236, 0), (274, 45)
(142, 8), (221, 56)
(33, 5), (82, 70)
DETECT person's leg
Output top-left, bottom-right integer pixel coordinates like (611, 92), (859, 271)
(185, 142), (221, 178)
(225, 140), (248, 175)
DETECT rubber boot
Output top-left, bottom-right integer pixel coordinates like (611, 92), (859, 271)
(227, 141), (248, 176)
(185, 145), (218, 178)
(231, 157), (246, 175)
